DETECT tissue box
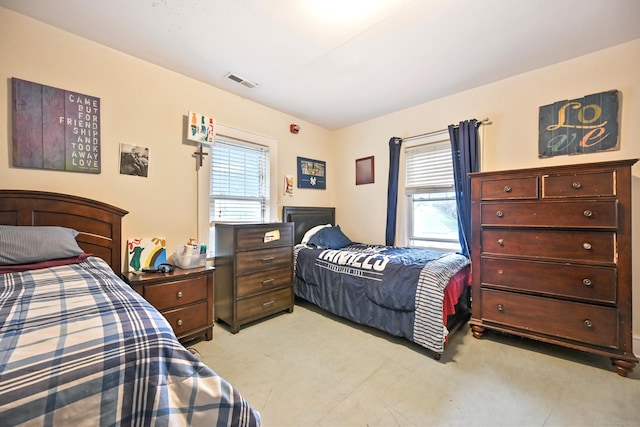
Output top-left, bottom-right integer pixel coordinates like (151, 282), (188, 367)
(174, 245), (207, 269)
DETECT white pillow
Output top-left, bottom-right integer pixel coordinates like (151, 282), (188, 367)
(301, 224), (331, 245)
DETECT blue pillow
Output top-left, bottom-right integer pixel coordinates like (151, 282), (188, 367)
(0, 225), (83, 265)
(307, 225), (352, 249)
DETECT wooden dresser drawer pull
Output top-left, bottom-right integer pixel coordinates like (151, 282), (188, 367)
(261, 278), (275, 285)
(497, 269), (504, 275)
(583, 209), (593, 218)
(261, 257), (275, 263)
(262, 300), (275, 308)
(497, 304), (504, 312)
(583, 278), (593, 287)
(583, 242), (592, 250)
(583, 319), (593, 328)
(177, 319), (183, 327)
(503, 185), (512, 193)
(177, 291), (183, 298)
(496, 210), (504, 218)
(497, 238), (504, 246)
(572, 181), (582, 189)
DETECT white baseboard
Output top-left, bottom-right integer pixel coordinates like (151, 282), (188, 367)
(634, 334), (640, 357)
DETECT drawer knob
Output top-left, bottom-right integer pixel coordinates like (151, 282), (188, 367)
(177, 291), (183, 298)
(497, 238), (504, 246)
(497, 304), (504, 312)
(497, 269), (504, 275)
(583, 319), (593, 328)
(583, 209), (593, 218)
(177, 319), (183, 327)
(572, 181), (582, 189)
(583, 242), (592, 250)
(496, 210), (504, 218)
(503, 185), (512, 193)
(583, 278), (593, 287)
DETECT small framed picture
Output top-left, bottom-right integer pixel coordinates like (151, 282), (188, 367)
(355, 156), (374, 185)
(297, 157), (326, 189)
(119, 143), (149, 177)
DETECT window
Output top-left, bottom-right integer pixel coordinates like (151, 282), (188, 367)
(210, 138), (269, 223)
(405, 138), (461, 252)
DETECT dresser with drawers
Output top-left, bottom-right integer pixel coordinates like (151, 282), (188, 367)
(124, 265), (214, 342)
(469, 159), (638, 376)
(214, 222), (295, 333)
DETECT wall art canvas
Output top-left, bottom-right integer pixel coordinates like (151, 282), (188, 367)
(11, 77), (101, 173)
(119, 143), (149, 177)
(297, 157), (326, 189)
(538, 90), (620, 158)
(187, 111), (216, 145)
(126, 237), (167, 272)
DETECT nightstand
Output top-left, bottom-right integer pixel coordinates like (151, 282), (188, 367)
(123, 265), (214, 342)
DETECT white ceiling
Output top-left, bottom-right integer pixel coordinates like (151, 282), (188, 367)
(2, 0), (640, 130)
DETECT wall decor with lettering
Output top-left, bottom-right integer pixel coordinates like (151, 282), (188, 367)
(11, 77), (101, 173)
(538, 90), (620, 158)
(297, 156), (326, 189)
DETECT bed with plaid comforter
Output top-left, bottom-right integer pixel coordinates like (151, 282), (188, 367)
(0, 257), (260, 426)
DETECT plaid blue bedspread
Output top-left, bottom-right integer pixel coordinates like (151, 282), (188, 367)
(0, 257), (261, 426)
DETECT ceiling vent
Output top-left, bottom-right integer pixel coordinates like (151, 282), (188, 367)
(224, 72), (258, 89)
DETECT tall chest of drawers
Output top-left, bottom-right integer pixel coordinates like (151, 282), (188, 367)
(469, 159), (638, 376)
(214, 222), (294, 333)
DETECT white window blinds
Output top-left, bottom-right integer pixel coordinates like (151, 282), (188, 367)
(210, 138), (269, 223)
(405, 140), (454, 193)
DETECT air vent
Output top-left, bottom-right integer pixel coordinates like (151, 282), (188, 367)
(224, 72), (258, 89)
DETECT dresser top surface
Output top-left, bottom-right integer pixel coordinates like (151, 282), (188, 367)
(470, 158), (638, 178)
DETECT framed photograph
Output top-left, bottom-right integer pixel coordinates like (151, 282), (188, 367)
(355, 156), (374, 185)
(119, 143), (149, 177)
(297, 157), (326, 189)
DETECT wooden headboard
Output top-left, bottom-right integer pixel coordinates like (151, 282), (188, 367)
(0, 190), (128, 273)
(282, 206), (335, 244)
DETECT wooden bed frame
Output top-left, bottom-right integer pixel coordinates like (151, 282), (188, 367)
(282, 205), (471, 357)
(0, 190), (128, 273)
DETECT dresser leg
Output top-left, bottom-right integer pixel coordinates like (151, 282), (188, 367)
(471, 324), (485, 339)
(611, 358), (636, 377)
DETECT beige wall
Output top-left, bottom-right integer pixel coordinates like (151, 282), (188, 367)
(2, 7), (639, 348)
(0, 8), (335, 257)
(332, 38), (640, 348)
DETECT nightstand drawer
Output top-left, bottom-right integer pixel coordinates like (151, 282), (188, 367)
(236, 246), (293, 274)
(482, 289), (618, 348)
(480, 200), (617, 228)
(542, 170), (615, 198)
(480, 177), (538, 200)
(481, 229), (616, 263)
(236, 225), (294, 250)
(236, 266), (293, 298)
(481, 257), (617, 304)
(144, 276), (208, 310)
(236, 287), (293, 322)
(162, 301), (208, 336)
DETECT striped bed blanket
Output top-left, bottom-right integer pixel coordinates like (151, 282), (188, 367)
(294, 244), (470, 354)
(0, 257), (260, 426)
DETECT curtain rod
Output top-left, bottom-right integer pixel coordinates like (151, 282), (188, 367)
(401, 117), (491, 143)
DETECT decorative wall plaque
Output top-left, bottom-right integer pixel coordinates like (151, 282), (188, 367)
(538, 90), (620, 158)
(11, 77), (101, 173)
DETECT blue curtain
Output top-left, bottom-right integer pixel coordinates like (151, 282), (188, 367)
(385, 137), (403, 245)
(448, 120), (479, 258)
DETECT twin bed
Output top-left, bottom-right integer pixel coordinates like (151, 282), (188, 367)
(0, 190), (260, 426)
(283, 206), (472, 357)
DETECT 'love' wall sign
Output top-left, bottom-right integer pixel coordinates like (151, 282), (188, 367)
(538, 90), (620, 158)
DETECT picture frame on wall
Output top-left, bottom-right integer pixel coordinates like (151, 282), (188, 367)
(355, 156), (374, 185)
(297, 156), (326, 189)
